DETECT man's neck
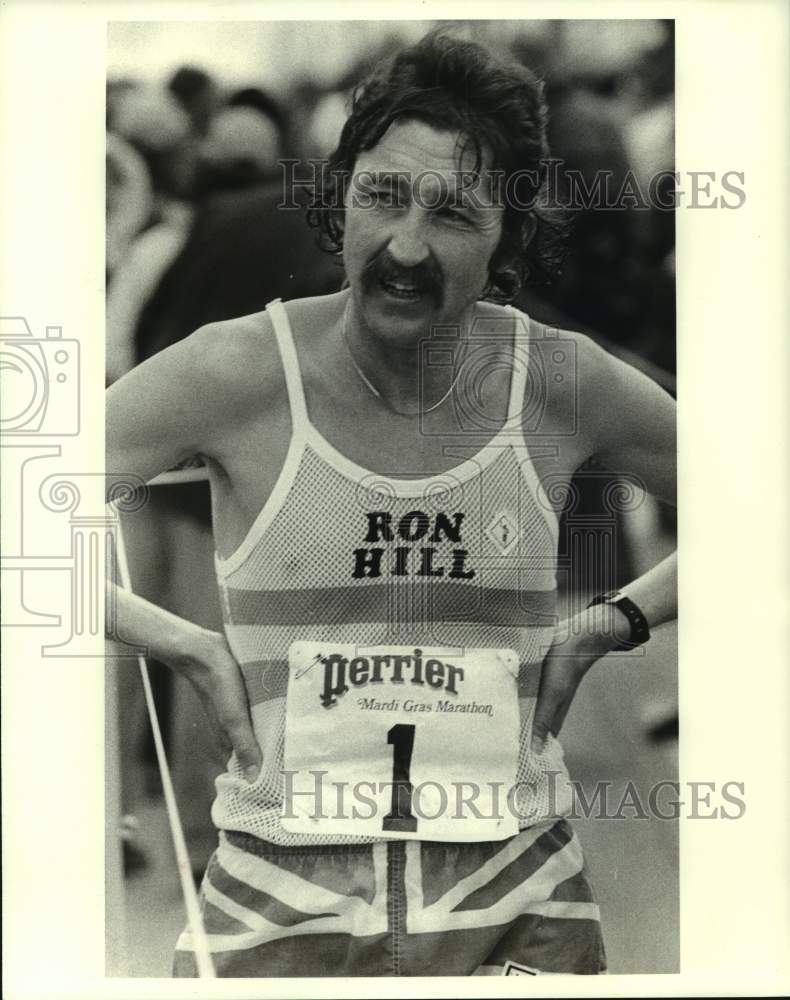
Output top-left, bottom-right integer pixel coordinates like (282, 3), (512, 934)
(341, 297), (477, 414)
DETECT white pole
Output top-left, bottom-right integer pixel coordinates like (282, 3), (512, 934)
(105, 647), (127, 975)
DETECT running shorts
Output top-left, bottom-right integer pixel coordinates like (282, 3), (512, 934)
(173, 818), (606, 977)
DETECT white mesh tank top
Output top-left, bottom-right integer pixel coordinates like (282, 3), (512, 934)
(211, 297), (573, 845)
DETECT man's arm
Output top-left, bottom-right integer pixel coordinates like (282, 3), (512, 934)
(106, 318), (270, 778)
(582, 331), (677, 505)
(585, 333), (677, 627)
(532, 335), (678, 752)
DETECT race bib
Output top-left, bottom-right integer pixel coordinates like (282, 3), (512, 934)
(281, 642), (521, 841)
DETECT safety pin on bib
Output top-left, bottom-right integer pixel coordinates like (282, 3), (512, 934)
(295, 652), (323, 680)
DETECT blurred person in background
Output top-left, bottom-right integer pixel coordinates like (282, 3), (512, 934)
(227, 86), (289, 150)
(304, 90), (350, 160)
(515, 20), (675, 375)
(134, 83), (341, 364)
(110, 81), (199, 203)
(106, 131), (152, 281)
(195, 105), (282, 192)
(106, 82), (198, 383)
(168, 64), (221, 138)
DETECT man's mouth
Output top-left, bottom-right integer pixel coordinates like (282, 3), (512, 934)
(378, 277), (425, 300)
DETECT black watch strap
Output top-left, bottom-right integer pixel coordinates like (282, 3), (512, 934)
(587, 590), (651, 651)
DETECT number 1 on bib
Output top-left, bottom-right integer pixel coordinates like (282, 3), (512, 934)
(382, 724), (418, 833)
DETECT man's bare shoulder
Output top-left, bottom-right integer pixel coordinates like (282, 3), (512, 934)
(112, 308), (292, 449)
(506, 304), (644, 460)
(516, 307), (675, 466)
(182, 292), (345, 403)
(509, 304), (641, 404)
(106, 307), (290, 482)
(179, 310), (278, 396)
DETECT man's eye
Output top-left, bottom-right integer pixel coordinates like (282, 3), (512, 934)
(436, 205), (468, 223)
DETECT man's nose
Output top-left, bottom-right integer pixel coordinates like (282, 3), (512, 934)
(386, 208), (431, 268)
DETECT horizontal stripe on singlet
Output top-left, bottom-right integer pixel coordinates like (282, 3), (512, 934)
(224, 583), (557, 628)
(241, 658), (542, 707)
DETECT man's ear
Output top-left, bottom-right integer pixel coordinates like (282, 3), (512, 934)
(488, 212), (537, 278)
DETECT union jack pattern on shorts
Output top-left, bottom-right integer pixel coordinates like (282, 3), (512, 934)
(173, 818), (606, 977)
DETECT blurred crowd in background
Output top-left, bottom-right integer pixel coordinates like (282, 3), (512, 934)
(107, 20), (677, 884)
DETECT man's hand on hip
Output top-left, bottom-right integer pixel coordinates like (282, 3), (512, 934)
(531, 604), (627, 755)
(172, 629), (262, 783)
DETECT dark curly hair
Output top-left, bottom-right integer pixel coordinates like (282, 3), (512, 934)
(306, 29), (569, 302)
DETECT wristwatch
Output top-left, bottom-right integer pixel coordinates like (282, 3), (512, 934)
(587, 590), (651, 651)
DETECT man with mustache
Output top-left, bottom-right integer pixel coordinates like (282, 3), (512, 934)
(107, 29), (676, 977)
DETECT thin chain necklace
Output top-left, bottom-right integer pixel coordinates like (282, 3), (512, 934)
(341, 299), (466, 418)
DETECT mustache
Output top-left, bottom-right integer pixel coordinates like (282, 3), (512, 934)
(362, 252), (443, 298)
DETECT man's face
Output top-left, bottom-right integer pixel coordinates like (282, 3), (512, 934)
(342, 119), (504, 343)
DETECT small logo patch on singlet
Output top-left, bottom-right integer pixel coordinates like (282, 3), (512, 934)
(485, 510), (521, 556)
